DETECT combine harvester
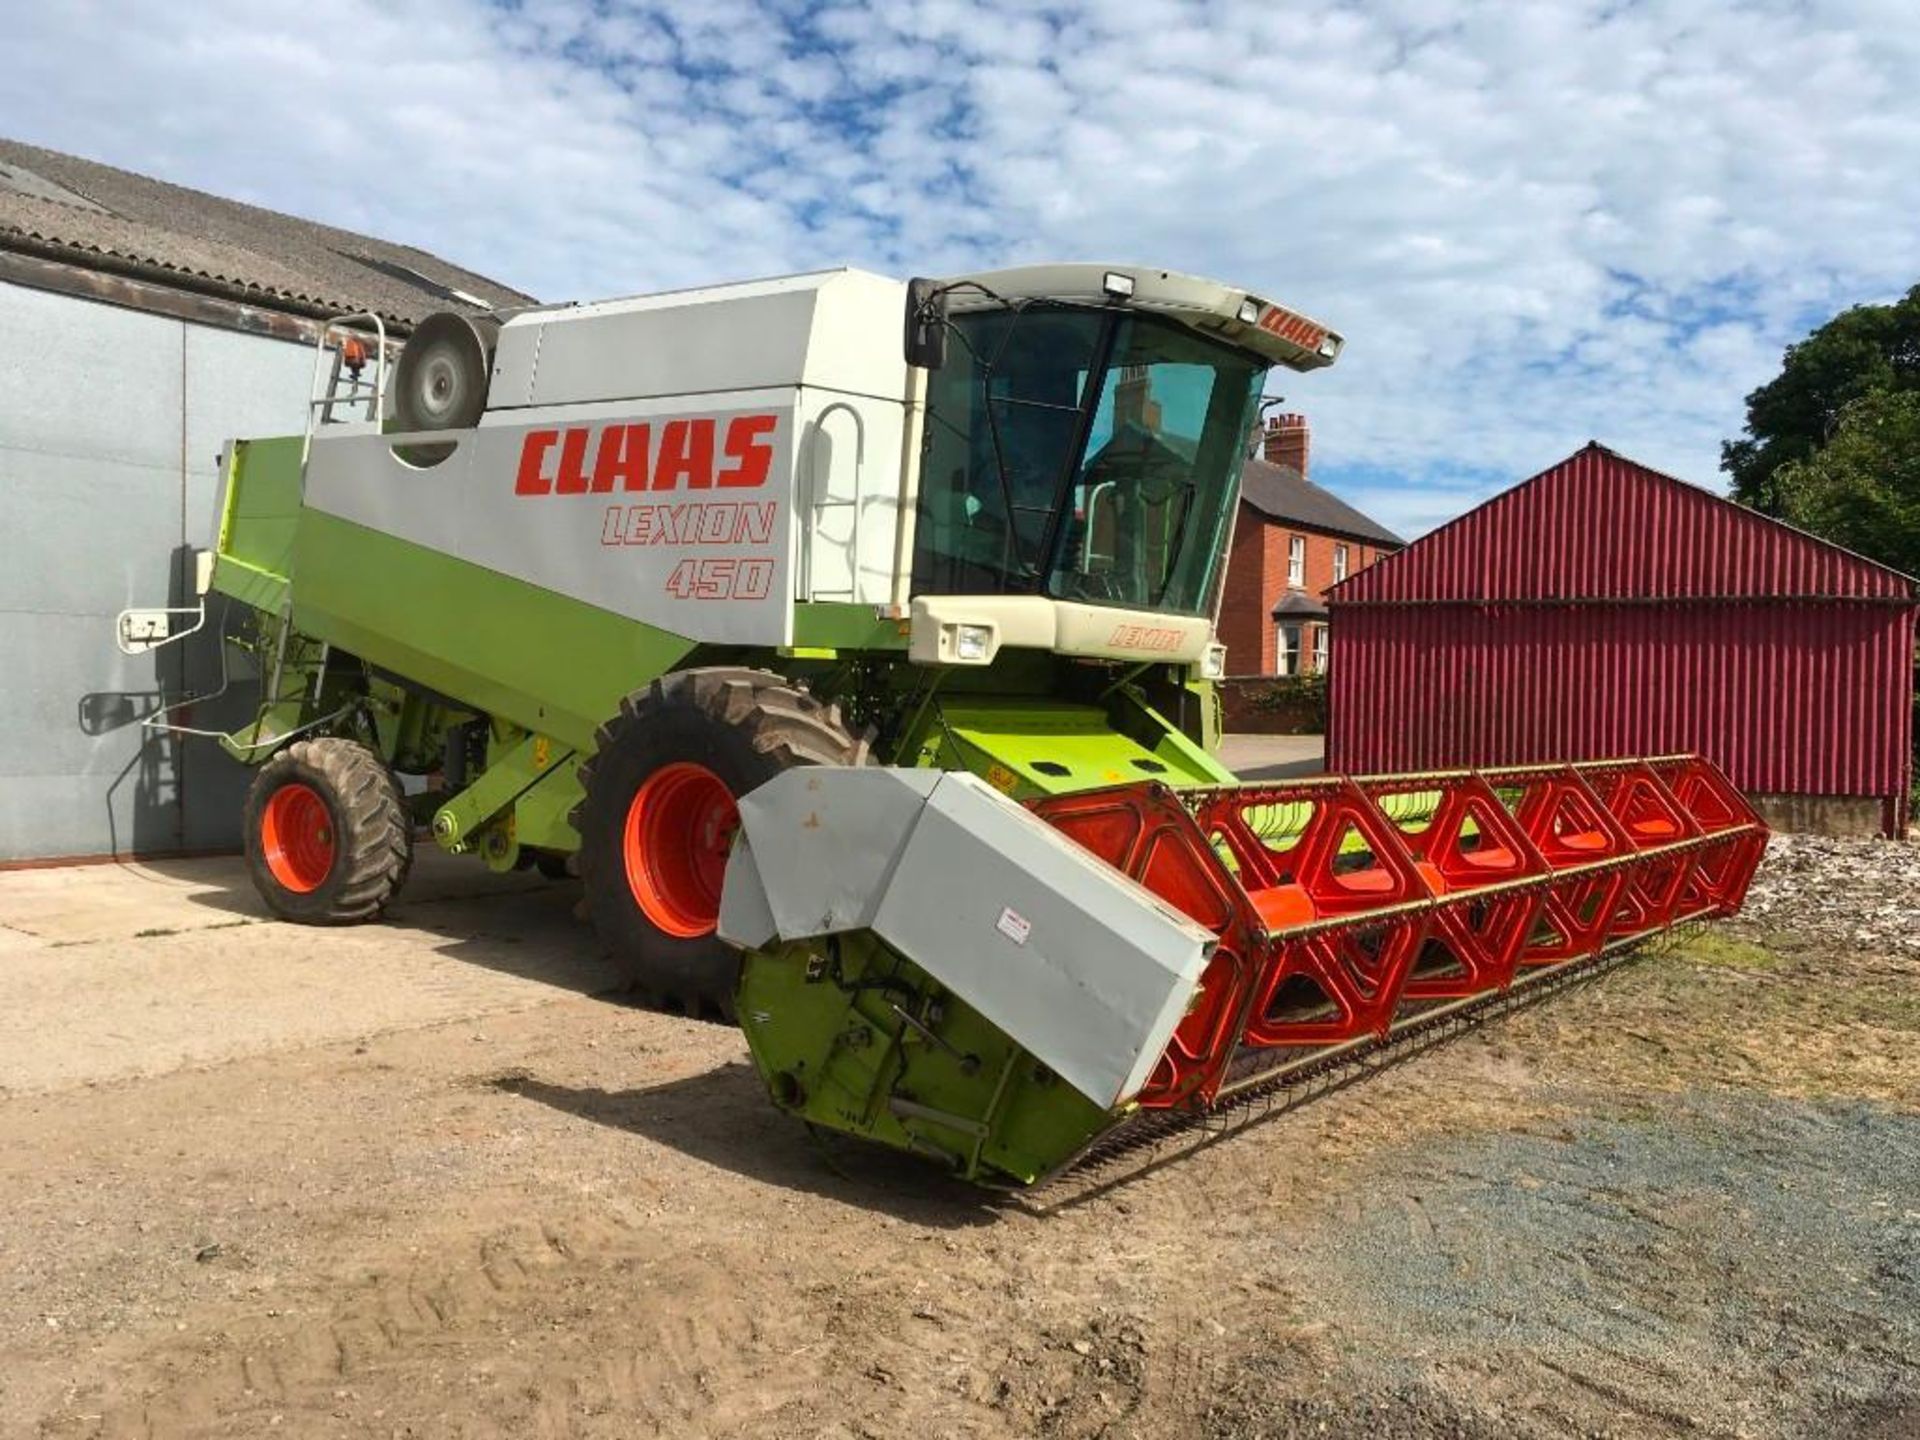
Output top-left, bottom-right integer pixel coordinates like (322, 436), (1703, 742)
(122, 264), (1767, 1186)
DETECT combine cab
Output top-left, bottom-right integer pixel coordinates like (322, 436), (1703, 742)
(118, 261), (1767, 1187)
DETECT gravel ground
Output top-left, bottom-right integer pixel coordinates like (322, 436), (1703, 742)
(1732, 831), (1920, 957)
(1208, 1093), (1920, 1439)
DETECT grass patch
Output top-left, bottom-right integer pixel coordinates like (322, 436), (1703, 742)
(1664, 931), (1786, 972)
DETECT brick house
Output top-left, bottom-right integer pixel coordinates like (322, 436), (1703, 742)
(1216, 415), (1403, 676)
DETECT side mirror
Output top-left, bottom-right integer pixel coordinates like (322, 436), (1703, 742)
(904, 277), (948, 370)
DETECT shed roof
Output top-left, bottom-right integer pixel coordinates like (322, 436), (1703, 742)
(1239, 455), (1403, 549)
(0, 137), (533, 330)
(1333, 442), (1917, 606)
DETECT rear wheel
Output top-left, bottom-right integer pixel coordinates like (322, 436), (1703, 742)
(573, 668), (868, 1019)
(244, 737), (413, 923)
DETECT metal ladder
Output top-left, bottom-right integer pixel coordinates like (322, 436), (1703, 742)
(800, 401), (868, 601)
(302, 312), (389, 461)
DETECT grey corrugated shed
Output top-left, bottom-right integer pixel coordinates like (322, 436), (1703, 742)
(1239, 455), (1403, 549)
(0, 137), (534, 328)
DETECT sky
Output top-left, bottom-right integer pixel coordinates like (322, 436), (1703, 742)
(6, 0), (1918, 538)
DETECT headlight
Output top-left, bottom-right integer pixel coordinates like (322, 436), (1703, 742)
(954, 624), (992, 661)
(1201, 643), (1227, 679)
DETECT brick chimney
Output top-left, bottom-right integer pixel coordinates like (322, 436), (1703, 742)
(1263, 413), (1309, 476)
(1113, 364), (1162, 430)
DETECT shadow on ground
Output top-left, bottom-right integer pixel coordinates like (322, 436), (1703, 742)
(492, 1061), (1011, 1229)
(1230, 755), (1326, 781)
(141, 852), (633, 1002)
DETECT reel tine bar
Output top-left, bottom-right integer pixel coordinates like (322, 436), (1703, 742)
(1032, 754), (1767, 1114)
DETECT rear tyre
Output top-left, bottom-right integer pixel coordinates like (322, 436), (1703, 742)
(244, 737), (413, 924)
(572, 668), (869, 1020)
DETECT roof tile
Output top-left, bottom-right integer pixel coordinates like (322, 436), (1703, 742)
(0, 137), (533, 328)
(1239, 455), (1403, 548)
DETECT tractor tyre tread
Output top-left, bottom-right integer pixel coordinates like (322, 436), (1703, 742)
(571, 667), (871, 1021)
(244, 736), (412, 924)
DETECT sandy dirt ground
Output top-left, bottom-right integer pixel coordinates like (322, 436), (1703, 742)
(0, 837), (1915, 1439)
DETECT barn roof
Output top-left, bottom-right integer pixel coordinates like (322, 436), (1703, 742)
(0, 137), (533, 330)
(1239, 454), (1403, 549)
(1332, 442), (1917, 606)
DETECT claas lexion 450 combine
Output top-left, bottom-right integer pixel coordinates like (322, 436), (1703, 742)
(123, 264), (1766, 1185)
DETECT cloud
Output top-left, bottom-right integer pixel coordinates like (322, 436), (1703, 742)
(6, 0), (1918, 537)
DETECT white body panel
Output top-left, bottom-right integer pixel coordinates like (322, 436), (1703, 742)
(304, 391), (805, 645)
(721, 767), (1215, 1109)
(490, 269), (910, 410)
(908, 594), (1215, 666)
(305, 269), (918, 643)
(795, 387), (906, 605)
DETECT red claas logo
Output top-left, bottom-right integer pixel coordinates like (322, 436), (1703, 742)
(515, 415), (777, 495)
(1256, 305), (1328, 352)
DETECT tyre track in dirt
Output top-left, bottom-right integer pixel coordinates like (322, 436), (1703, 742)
(56, 1208), (826, 1439)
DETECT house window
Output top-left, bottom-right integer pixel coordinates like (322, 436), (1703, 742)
(1277, 623), (1303, 676)
(1287, 534), (1305, 588)
(1333, 543), (1349, 583)
(1313, 625), (1329, 673)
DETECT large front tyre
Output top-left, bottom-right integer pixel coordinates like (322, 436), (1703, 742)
(243, 737), (414, 923)
(573, 669), (869, 1019)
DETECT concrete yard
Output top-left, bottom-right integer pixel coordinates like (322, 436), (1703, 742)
(1213, 732), (1323, 780)
(0, 828), (1915, 1438)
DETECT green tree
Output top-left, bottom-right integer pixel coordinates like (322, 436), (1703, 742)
(1771, 389), (1920, 579)
(1722, 284), (1920, 513)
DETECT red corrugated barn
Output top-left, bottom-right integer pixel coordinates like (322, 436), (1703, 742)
(1327, 443), (1918, 837)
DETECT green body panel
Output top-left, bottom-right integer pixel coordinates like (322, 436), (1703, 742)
(287, 511), (695, 754)
(735, 934), (1112, 1184)
(431, 727), (580, 865)
(895, 693), (1235, 800)
(512, 761), (586, 854)
(210, 436), (304, 615)
(1186, 677), (1224, 753)
(790, 602), (910, 652)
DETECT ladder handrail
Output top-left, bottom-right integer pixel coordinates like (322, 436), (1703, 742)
(801, 401), (868, 601)
(302, 312), (389, 465)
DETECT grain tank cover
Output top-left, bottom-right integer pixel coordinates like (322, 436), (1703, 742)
(487, 268), (911, 410)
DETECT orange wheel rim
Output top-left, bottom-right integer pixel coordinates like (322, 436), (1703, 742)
(261, 782), (335, 893)
(623, 762), (738, 938)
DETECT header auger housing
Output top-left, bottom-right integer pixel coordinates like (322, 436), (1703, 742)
(123, 260), (1766, 1187)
